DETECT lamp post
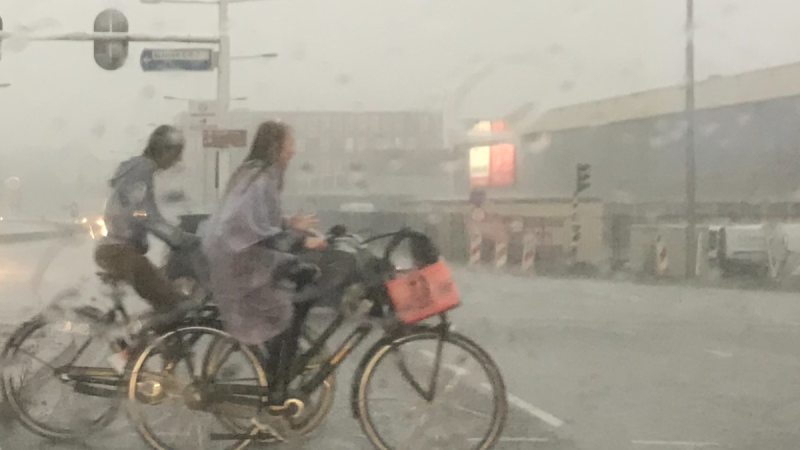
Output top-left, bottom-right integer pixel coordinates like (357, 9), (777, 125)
(142, 0), (277, 203)
(684, 0), (697, 278)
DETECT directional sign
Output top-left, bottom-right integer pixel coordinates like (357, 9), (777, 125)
(140, 48), (214, 72)
(188, 100), (219, 129)
(203, 130), (247, 149)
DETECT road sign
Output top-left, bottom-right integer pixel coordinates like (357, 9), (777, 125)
(203, 129), (247, 149)
(140, 48), (214, 72)
(188, 100), (218, 129)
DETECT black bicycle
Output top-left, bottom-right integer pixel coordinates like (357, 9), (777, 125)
(0, 215), (339, 445)
(126, 226), (508, 450)
(0, 240), (216, 440)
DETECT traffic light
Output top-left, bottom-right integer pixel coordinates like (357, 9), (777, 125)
(93, 9), (128, 71)
(576, 163), (591, 194)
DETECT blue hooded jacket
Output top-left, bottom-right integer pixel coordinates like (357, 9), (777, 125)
(100, 155), (183, 252)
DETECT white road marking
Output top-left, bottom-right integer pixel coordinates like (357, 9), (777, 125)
(498, 387), (566, 428)
(468, 436), (549, 443)
(704, 349), (733, 358)
(417, 349), (565, 428)
(632, 440), (720, 448)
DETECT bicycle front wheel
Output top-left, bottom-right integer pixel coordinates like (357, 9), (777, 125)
(355, 329), (507, 450)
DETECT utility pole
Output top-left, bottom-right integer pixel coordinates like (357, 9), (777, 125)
(217, 0), (231, 115)
(685, 0), (698, 278)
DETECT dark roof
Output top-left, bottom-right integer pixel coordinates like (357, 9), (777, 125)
(523, 61), (800, 134)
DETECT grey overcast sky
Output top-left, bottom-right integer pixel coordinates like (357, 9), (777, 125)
(0, 0), (799, 159)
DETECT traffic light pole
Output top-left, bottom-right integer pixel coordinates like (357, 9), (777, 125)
(0, 31), (219, 44)
(570, 188), (581, 267)
(571, 163), (591, 270)
(569, 163), (592, 268)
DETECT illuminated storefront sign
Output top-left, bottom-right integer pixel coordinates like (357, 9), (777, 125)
(469, 143), (515, 187)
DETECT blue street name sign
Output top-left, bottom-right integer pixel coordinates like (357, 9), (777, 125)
(140, 48), (214, 72)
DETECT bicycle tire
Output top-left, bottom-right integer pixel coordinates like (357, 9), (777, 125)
(0, 315), (121, 440)
(355, 330), (507, 450)
(126, 326), (266, 450)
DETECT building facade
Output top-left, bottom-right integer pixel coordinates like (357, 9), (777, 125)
(517, 61), (800, 205)
(175, 108), (453, 208)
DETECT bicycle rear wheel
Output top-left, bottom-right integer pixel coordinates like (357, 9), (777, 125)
(205, 326), (337, 442)
(355, 329), (507, 450)
(0, 313), (121, 439)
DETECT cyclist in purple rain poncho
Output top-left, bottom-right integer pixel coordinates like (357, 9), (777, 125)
(203, 121), (325, 347)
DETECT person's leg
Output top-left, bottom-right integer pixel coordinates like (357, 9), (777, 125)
(96, 243), (186, 313)
(264, 331), (289, 406)
(127, 249), (186, 313)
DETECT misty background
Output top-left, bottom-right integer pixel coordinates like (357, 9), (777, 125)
(1, 0), (799, 215)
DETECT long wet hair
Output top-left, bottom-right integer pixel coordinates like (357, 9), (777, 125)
(223, 120), (291, 196)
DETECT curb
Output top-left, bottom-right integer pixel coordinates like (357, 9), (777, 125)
(0, 228), (83, 245)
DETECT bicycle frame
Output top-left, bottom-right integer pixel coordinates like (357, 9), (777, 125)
(45, 285), (131, 397)
(206, 227), (454, 407)
(51, 299), (220, 399)
(204, 304), (452, 408)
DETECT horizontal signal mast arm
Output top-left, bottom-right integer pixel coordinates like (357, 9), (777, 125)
(0, 31), (220, 44)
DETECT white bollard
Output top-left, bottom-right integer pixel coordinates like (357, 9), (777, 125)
(469, 233), (482, 266)
(494, 236), (508, 269)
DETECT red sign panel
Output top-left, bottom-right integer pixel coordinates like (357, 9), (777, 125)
(469, 143), (515, 187)
(489, 143), (515, 186)
(203, 129), (247, 149)
(490, 120), (506, 131)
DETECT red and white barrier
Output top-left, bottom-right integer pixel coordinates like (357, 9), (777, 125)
(466, 210), (544, 274)
(521, 231), (536, 272)
(494, 235), (508, 269)
(655, 235), (668, 276)
(469, 233), (482, 266)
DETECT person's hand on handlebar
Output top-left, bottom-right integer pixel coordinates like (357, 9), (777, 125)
(304, 236), (327, 249)
(288, 213), (319, 232)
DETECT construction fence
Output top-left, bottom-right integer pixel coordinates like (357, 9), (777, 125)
(314, 202), (607, 275)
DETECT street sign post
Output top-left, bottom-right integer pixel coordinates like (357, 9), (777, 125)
(203, 129), (247, 149)
(188, 100), (219, 129)
(140, 48), (214, 72)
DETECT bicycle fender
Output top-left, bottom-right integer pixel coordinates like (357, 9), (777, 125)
(5, 316), (46, 350)
(349, 324), (437, 419)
